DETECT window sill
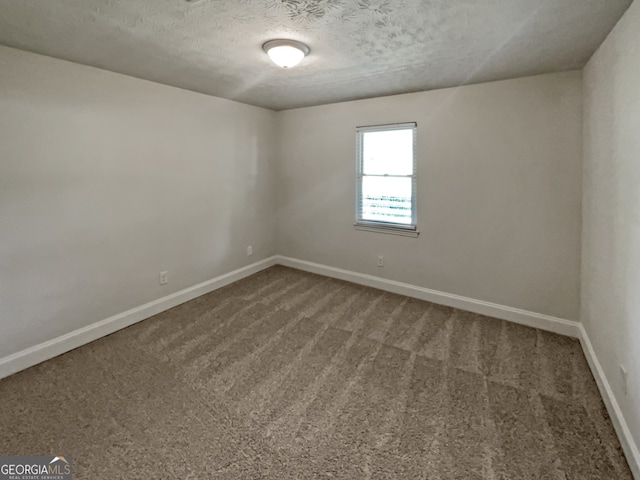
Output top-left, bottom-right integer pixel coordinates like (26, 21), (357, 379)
(354, 223), (419, 238)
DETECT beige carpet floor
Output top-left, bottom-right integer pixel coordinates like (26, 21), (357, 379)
(0, 266), (633, 479)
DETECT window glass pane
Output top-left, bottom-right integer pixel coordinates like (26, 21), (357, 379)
(362, 129), (413, 176)
(360, 176), (412, 224)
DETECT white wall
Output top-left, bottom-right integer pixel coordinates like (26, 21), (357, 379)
(3, 19), (638, 471)
(0, 46), (277, 359)
(277, 71), (583, 320)
(0, 47), (585, 366)
(582, 0), (640, 463)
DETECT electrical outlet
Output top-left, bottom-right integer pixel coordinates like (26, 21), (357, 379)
(620, 365), (628, 395)
(377, 255), (384, 267)
(160, 271), (168, 285)
(247, 245), (253, 256)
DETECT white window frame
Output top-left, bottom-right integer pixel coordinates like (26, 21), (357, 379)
(355, 122), (418, 237)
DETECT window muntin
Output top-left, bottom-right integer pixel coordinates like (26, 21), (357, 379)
(356, 123), (417, 231)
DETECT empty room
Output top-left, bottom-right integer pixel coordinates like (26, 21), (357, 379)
(0, 0), (639, 478)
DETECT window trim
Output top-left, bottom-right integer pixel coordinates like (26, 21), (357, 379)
(355, 122), (418, 237)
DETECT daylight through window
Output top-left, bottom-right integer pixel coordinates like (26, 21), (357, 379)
(356, 122), (417, 233)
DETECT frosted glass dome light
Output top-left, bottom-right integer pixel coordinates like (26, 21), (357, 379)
(263, 39), (310, 68)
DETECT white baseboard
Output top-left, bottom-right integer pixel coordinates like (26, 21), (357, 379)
(1, 254), (636, 477)
(275, 256), (580, 338)
(578, 325), (640, 479)
(0, 256), (278, 380)
(276, 256), (640, 476)
(276, 256), (639, 477)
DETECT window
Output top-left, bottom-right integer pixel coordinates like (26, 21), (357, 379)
(355, 122), (418, 236)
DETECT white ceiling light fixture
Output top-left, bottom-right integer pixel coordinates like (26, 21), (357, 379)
(263, 39), (310, 69)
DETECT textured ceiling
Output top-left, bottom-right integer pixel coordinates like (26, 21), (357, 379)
(0, 0), (632, 110)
